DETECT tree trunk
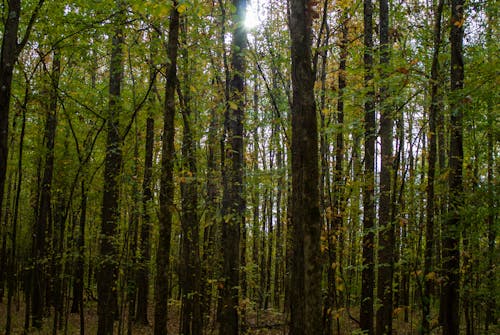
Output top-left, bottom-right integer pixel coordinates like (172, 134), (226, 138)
(376, 0), (394, 332)
(219, 0), (247, 332)
(289, 0), (322, 334)
(135, 33), (158, 327)
(360, 0), (375, 333)
(32, 48), (61, 328)
(5, 96), (27, 335)
(484, 3), (496, 330)
(179, 17), (202, 335)
(422, 0), (444, 332)
(154, 2), (180, 335)
(441, 0), (464, 334)
(0, 0), (22, 252)
(97, 2), (125, 333)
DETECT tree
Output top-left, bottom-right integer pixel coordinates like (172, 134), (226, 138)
(422, 0), (444, 333)
(135, 32), (158, 327)
(32, 47), (61, 329)
(289, 0), (322, 334)
(154, 2), (180, 335)
(178, 15), (202, 335)
(360, 0), (375, 333)
(0, 0), (44, 276)
(376, 0), (395, 332)
(219, 0), (247, 333)
(441, 0), (464, 333)
(97, 1), (125, 333)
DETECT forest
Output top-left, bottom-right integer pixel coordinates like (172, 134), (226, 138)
(0, 0), (498, 334)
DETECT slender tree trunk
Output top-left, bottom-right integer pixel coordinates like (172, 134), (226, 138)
(273, 140), (284, 310)
(179, 17), (202, 335)
(289, 1), (322, 334)
(135, 34), (158, 327)
(219, 0), (247, 332)
(97, 2), (125, 333)
(32, 48), (61, 328)
(154, 2), (180, 335)
(265, 177), (274, 310)
(334, 13), (347, 315)
(127, 129), (140, 335)
(441, 0), (464, 334)
(251, 85), (260, 304)
(485, 3), (497, 330)
(360, 0), (375, 333)
(376, 0), (394, 332)
(422, 1), (444, 333)
(0, 0), (21, 249)
(5, 97), (26, 335)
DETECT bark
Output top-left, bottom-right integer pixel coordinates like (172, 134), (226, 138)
(32, 49), (61, 328)
(5, 95), (27, 335)
(179, 17), (202, 335)
(0, 0), (21, 253)
(289, 1), (322, 334)
(265, 175), (274, 310)
(376, 0), (394, 332)
(441, 0), (464, 333)
(136, 34), (158, 326)
(485, 3), (497, 330)
(219, 0), (247, 332)
(334, 12), (347, 311)
(318, 19), (332, 335)
(422, 0), (444, 332)
(201, 101), (219, 324)
(71, 180), (86, 335)
(0, 0), (44, 281)
(97, 2), (125, 333)
(273, 140), (284, 310)
(360, 0), (375, 333)
(154, 2), (179, 334)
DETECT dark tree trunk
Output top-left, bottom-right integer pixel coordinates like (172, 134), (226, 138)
(135, 34), (158, 326)
(422, 1), (444, 333)
(360, 0), (375, 333)
(179, 17), (202, 335)
(201, 102), (219, 325)
(0, 0), (21, 251)
(334, 12), (347, 314)
(154, 2), (179, 335)
(32, 49), (61, 329)
(441, 0), (464, 334)
(273, 141), (284, 310)
(260, 190), (267, 309)
(127, 130), (141, 335)
(219, 0), (247, 333)
(5, 97), (27, 335)
(289, 1), (322, 334)
(0, 0), (44, 282)
(485, 3), (496, 330)
(265, 181), (274, 310)
(319, 19), (332, 335)
(250, 84), (260, 303)
(376, 0), (394, 332)
(97, 3), (125, 333)
(71, 180), (86, 335)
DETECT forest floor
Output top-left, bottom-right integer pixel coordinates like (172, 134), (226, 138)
(1, 299), (497, 334)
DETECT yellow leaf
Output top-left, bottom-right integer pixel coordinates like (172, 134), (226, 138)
(425, 271), (436, 281)
(453, 17), (465, 28)
(393, 307), (404, 316)
(177, 3), (187, 14)
(229, 101), (238, 110)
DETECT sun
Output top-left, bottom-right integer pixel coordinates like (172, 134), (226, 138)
(244, 2), (260, 29)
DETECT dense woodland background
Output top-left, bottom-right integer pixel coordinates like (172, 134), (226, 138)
(0, 0), (498, 334)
